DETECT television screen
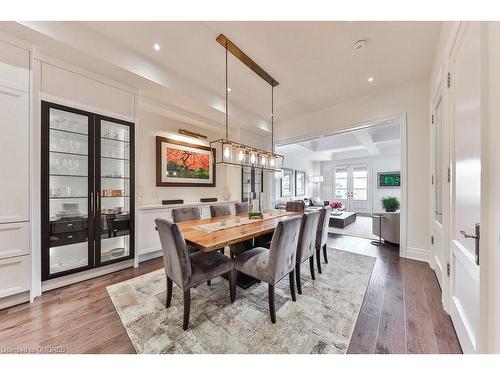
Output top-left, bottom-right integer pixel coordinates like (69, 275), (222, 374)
(378, 172), (401, 187)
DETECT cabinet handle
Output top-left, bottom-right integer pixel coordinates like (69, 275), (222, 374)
(67, 235), (73, 239)
(90, 192), (94, 213)
(96, 192), (100, 212)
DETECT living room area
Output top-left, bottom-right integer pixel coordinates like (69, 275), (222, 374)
(274, 117), (402, 251)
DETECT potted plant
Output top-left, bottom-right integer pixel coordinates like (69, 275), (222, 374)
(382, 196), (400, 212)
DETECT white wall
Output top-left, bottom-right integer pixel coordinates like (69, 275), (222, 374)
(273, 151), (315, 201)
(275, 79), (430, 258)
(138, 108), (235, 206)
(320, 154), (401, 213)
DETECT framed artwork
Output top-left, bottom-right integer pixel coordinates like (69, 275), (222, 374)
(156, 136), (216, 187)
(378, 171), (401, 188)
(280, 168), (293, 197)
(295, 170), (306, 196)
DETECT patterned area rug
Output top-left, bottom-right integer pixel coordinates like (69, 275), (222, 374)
(107, 249), (375, 354)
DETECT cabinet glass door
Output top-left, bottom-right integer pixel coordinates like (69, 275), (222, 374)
(96, 117), (134, 265)
(43, 104), (93, 279)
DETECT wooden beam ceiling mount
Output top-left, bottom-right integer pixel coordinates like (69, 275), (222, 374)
(216, 33), (279, 87)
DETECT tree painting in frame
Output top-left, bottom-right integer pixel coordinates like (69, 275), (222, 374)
(280, 169), (293, 197)
(156, 136), (216, 187)
(295, 170), (306, 196)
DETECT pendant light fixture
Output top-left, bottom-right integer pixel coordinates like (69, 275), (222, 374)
(210, 34), (284, 172)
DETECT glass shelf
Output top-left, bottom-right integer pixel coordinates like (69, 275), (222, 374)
(101, 196), (130, 198)
(50, 150), (88, 157)
(50, 196), (88, 199)
(50, 174), (87, 178)
(101, 176), (130, 179)
(101, 137), (129, 144)
(49, 127), (88, 137)
(101, 156), (130, 161)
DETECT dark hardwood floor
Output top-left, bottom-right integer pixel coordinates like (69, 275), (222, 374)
(0, 234), (462, 354)
(339, 235), (462, 354)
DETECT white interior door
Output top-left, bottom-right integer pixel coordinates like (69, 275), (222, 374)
(431, 90), (445, 287)
(334, 163), (370, 213)
(449, 22), (481, 354)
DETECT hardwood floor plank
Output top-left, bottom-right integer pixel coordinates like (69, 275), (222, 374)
(404, 260), (439, 353)
(421, 265), (463, 353)
(374, 249), (406, 354)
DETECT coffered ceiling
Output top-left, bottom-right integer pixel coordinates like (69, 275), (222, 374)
(1, 21), (441, 135)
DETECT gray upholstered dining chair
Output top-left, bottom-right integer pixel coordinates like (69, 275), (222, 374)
(155, 218), (236, 330)
(233, 216), (302, 323)
(172, 207), (201, 223)
(315, 206), (332, 273)
(295, 210), (321, 294)
(172, 207), (201, 255)
(286, 201), (305, 212)
(235, 201), (249, 214)
(210, 204), (232, 218)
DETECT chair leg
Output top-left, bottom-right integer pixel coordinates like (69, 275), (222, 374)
(207, 280), (211, 286)
(323, 244), (328, 264)
(229, 269), (236, 303)
(166, 276), (173, 308)
(183, 289), (191, 331)
(295, 263), (302, 295)
(289, 270), (296, 302)
(268, 284), (276, 324)
(316, 247), (323, 274)
(309, 255), (316, 280)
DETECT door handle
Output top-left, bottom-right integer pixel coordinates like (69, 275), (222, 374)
(96, 192), (100, 212)
(90, 192), (94, 213)
(459, 223), (480, 265)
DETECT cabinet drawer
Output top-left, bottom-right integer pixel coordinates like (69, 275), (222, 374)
(0, 255), (29, 298)
(51, 219), (87, 234)
(49, 230), (87, 248)
(0, 40), (29, 93)
(0, 222), (30, 259)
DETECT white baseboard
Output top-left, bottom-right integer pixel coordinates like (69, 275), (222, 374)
(405, 247), (430, 263)
(41, 260), (134, 292)
(139, 249), (162, 263)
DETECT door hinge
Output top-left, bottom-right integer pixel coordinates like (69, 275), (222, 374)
(431, 114), (434, 124)
(431, 235), (434, 245)
(447, 167), (451, 183)
(447, 72), (451, 88)
(431, 174), (434, 185)
(447, 262), (451, 277)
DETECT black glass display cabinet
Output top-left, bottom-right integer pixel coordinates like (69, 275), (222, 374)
(241, 167), (263, 202)
(41, 101), (135, 281)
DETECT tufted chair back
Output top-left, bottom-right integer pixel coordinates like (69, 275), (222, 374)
(155, 218), (192, 288)
(296, 210), (321, 263)
(268, 216), (302, 282)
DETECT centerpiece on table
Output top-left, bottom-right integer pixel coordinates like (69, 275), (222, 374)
(248, 191), (264, 219)
(329, 200), (343, 216)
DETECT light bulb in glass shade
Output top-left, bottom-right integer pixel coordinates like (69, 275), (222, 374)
(250, 154), (256, 164)
(261, 155), (266, 166)
(270, 158), (275, 167)
(223, 145), (231, 159)
(238, 150), (244, 162)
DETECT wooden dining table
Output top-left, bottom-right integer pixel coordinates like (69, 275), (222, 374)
(176, 210), (301, 253)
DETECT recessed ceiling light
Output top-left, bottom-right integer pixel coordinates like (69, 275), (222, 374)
(368, 77), (374, 83)
(153, 43), (160, 51)
(353, 39), (369, 51)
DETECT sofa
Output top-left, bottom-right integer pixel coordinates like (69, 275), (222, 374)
(372, 212), (400, 245)
(275, 197), (329, 211)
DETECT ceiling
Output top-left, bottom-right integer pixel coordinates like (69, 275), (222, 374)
(2, 21), (441, 135)
(277, 118), (401, 162)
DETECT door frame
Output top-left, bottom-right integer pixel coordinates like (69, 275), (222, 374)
(448, 21), (482, 353)
(275, 113), (408, 259)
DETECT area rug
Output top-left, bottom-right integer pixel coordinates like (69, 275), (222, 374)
(329, 215), (377, 240)
(106, 249), (375, 354)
